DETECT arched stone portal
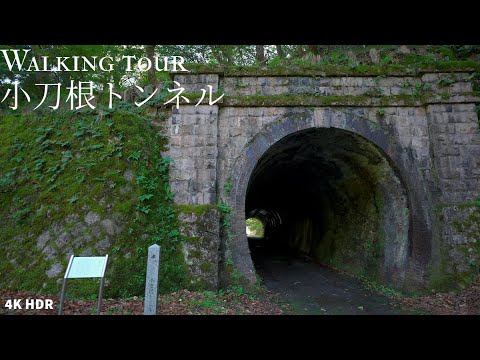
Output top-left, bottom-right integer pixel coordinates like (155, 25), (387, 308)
(228, 111), (431, 290)
(167, 69), (480, 292)
(244, 127), (410, 286)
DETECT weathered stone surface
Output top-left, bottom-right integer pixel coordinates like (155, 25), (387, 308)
(178, 207), (220, 289)
(55, 232), (70, 249)
(123, 169), (134, 182)
(144, 244), (161, 315)
(221, 76), (426, 97)
(173, 74), (219, 93)
(84, 211), (100, 225)
(100, 219), (122, 236)
(369, 48), (380, 63)
(164, 70), (480, 291)
(95, 236), (111, 253)
(64, 248), (74, 261)
(120, 186), (131, 194)
(91, 224), (103, 239)
(42, 246), (57, 261)
(70, 222), (87, 239)
(398, 45), (411, 54)
(46, 262), (63, 278)
(37, 231), (51, 250)
(73, 233), (91, 249)
(165, 105), (219, 205)
(80, 248), (93, 257)
(95, 238), (111, 253)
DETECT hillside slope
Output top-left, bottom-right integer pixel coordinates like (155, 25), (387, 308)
(0, 106), (193, 298)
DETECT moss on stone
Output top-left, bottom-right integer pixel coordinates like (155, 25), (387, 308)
(430, 202), (480, 292)
(175, 204), (218, 216)
(172, 63), (225, 76)
(220, 93), (480, 107)
(181, 61), (480, 77)
(183, 235), (202, 244)
(186, 249), (202, 260)
(170, 81), (479, 109)
(200, 261), (213, 273)
(0, 108), (191, 298)
(221, 261), (254, 291)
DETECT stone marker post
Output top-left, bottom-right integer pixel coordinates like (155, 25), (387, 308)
(144, 244), (161, 315)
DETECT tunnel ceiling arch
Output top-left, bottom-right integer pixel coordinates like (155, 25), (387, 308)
(243, 127), (411, 287)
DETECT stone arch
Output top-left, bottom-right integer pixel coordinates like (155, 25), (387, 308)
(228, 108), (432, 289)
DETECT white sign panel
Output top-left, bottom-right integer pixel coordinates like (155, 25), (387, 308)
(65, 256), (108, 279)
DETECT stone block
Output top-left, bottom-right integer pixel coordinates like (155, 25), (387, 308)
(46, 262), (63, 278)
(455, 123), (479, 134)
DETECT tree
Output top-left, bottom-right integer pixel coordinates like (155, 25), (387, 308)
(276, 45), (285, 59)
(145, 45), (157, 87)
(209, 45), (237, 65)
(308, 45), (322, 56)
(256, 45), (266, 64)
(296, 45), (306, 58)
(30, 45), (48, 86)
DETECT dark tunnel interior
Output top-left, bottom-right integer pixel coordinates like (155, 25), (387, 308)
(245, 128), (410, 284)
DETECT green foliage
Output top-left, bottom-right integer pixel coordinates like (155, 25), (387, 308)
(402, 52), (437, 66)
(135, 204), (151, 214)
(0, 170), (15, 192)
(2, 44), (480, 300)
(412, 82), (432, 98)
(227, 284), (246, 297)
(13, 207), (32, 223)
(452, 45), (480, 59)
(400, 79), (412, 88)
(218, 201), (231, 228)
(222, 259), (263, 298)
(246, 218), (264, 237)
(380, 54), (393, 65)
(138, 193), (154, 202)
(188, 290), (225, 312)
(267, 56), (283, 68)
(67, 194), (79, 204)
(317, 50), (353, 66)
(437, 76), (455, 87)
(358, 275), (405, 298)
(366, 87), (384, 97)
(127, 150), (142, 161)
(175, 204), (217, 216)
(0, 108), (192, 297)
(2, 45), (479, 101)
(223, 179), (233, 197)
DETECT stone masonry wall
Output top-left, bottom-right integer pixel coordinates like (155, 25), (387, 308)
(222, 73), (472, 97)
(168, 104), (218, 205)
(165, 70), (480, 290)
(177, 206), (220, 289)
(427, 103), (480, 280)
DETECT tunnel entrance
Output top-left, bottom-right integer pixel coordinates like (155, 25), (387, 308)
(245, 128), (410, 287)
